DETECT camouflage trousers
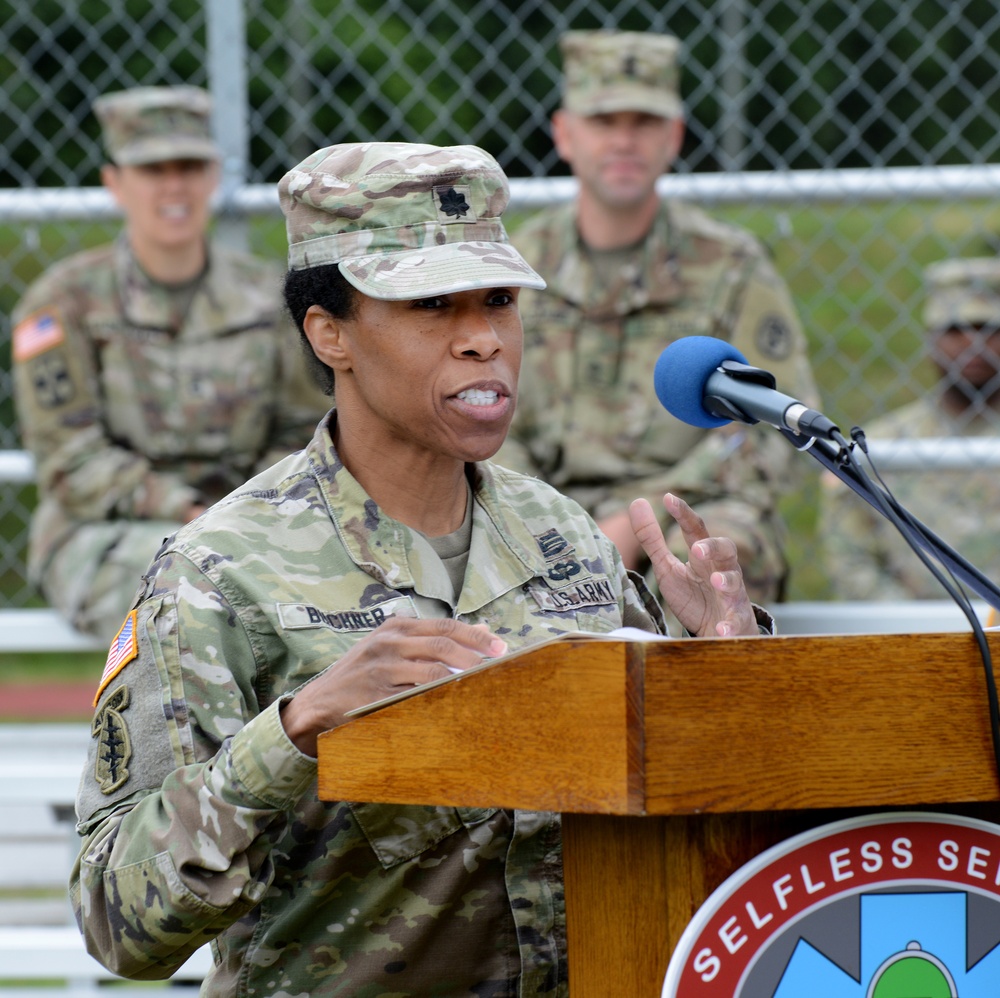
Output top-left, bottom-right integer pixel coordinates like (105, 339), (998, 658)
(39, 520), (175, 641)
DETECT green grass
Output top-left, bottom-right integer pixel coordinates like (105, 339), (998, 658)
(0, 650), (106, 682)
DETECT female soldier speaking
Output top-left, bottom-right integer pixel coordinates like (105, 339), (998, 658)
(71, 141), (765, 996)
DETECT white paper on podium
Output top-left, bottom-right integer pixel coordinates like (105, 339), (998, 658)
(344, 626), (672, 718)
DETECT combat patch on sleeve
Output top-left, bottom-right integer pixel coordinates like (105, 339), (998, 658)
(92, 684), (132, 794)
(12, 308), (66, 362)
(93, 610), (139, 706)
(755, 314), (794, 360)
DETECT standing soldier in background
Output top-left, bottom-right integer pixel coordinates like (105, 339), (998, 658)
(12, 85), (329, 641)
(822, 258), (1000, 599)
(497, 30), (819, 618)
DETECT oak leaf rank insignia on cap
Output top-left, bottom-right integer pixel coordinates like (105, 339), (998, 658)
(436, 186), (473, 221)
(277, 141), (545, 300)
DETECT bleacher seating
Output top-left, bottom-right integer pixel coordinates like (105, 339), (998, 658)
(0, 723), (211, 995)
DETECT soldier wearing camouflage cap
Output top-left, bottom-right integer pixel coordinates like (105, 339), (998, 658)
(93, 84), (220, 165)
(12, 85), (328, 640)
(822, 257), (1000, 599)
(70, 140), (768, 994)
(560, 30), (683, 118)
(497, 30), (820, 622)
(922, 256), (1000, 331)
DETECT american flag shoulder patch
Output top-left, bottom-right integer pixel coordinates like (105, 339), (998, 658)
(93, 610), (139, 707)
(12, 308), (66, 362)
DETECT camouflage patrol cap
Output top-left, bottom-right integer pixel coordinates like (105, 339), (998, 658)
(93, 86), (219, 166)
(924, 258), (1000, 330)
(277, 141), (545, 300)
(560, 30), (683, 118)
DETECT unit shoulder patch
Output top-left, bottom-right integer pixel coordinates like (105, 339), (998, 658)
(754, 313), (794, 360)
(28, 350), (75, 409)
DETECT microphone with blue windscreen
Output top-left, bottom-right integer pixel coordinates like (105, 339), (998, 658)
(653, 335), (840, 440)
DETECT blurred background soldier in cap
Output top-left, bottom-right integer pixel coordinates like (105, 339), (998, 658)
(11, 85), (328, 641)
(821, 257), (1000, 600)
(497, 29), (820, 622)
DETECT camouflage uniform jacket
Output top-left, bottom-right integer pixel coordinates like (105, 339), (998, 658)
(12, 235), (326, 583)
(72, 413), (666, 996)
(821, 395), (1000, 600)
(498, 199), (819, 599)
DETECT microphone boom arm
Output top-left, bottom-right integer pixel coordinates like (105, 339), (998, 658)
(781, 428), (1000, 613)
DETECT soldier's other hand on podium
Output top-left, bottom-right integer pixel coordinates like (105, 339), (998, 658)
(629, 492), (759, 638)
(279, 618), (509, 756)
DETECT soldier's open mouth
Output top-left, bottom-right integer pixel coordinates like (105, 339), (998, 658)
(456, 389), (499, 407)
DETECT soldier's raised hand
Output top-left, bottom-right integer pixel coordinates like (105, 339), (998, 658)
(629, 492), (759, 638)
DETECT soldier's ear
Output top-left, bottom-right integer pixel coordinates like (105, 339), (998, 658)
(551, 109), (573, 165)
(665, 117), (686, 165)
(303, 305), (353, 372)
(101, 164), (124, 203)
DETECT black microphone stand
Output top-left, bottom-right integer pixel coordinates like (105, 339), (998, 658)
(781, 425), (1000, 786)
(781, 427), (1000, 612)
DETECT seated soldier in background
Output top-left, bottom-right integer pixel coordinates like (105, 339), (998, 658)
(12, 85), (328, 640)
(496, 29), (820, 618)
(821, 258), (1000, 599)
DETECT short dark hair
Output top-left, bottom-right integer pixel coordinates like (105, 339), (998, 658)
(283, 264), (359, 396)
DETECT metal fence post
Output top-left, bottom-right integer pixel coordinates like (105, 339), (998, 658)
(720, 0), (749, 172)
(206, 0), (249, 251)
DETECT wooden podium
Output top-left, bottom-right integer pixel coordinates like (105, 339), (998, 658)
(316, 631), (1000, 997)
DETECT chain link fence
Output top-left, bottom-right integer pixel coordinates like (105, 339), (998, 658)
(3, 0), (1000, 605)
